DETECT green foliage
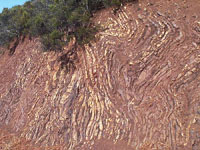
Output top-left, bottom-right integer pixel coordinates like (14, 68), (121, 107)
(42, 29), (64, 51)
(75, 26), (98, 45)
(0, 0), (136, 51)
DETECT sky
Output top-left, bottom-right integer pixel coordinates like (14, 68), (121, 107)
(0, 0), (28, 13)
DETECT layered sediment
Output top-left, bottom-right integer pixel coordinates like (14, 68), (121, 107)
(0, 0), (200, 149)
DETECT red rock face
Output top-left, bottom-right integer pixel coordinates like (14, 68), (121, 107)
(0, 0), (200, 149)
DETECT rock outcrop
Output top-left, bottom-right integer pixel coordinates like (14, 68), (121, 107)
(0, 0), (200, 149)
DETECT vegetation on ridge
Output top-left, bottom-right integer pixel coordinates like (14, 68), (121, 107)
(0, 0), (136, 52)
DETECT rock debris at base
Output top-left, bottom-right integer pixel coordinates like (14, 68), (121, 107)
(0, 0), (200, 149)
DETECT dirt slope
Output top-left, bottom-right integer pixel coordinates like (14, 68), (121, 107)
(0, 0), (200, 149)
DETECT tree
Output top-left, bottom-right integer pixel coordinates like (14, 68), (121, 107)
(0, 0), (135, 51)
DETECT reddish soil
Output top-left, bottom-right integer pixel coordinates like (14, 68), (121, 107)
(0, 0), (200, 149)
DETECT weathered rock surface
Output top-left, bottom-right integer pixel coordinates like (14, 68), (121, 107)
(0, 0), (200, 149)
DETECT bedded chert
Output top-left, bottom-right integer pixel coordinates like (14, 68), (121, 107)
(0, 0), (200, 149)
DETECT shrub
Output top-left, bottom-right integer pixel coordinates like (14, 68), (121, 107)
(0, 0), (136, 51)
